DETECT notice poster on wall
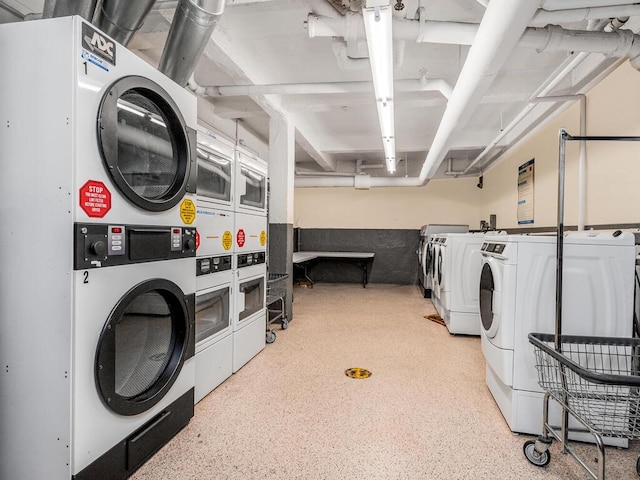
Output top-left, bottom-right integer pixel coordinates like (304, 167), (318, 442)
(517, 159), (535, 225)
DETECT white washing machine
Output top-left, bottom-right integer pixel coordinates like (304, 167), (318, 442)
(479, 231), (635, 439)
(418, 225), (469, 298)
(235, 146), (268, 216)
(234, 256), (267, 372)
(439, 232), (501, 335)
(0, 17), (198, 479)
(196, 126), (235, 212)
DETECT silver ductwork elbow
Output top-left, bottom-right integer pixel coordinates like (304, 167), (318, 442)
(42, 0), (97, 20)
(93, 0), (158, 46)
(158, 0), (226, 87)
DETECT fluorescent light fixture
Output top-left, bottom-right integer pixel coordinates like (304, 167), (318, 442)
(363, 2), (396, 174)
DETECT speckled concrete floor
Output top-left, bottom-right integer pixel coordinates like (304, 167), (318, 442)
(131, 283), (640, 479)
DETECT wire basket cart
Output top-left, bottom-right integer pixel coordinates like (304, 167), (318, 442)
(524, 129), (640, 479)
(526, 332), (640, 478)
(265, 273), (289, 344)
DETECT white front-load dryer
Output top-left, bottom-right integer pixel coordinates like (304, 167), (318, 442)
(233, 256), (267, 373)
(194, 205), (235, 403)
(0, 17), (198, 480)
(235, 146), (268, 216)
(196, 126), (235, 212)
(3, 16), (198, 229)
(479, 232), (635, 439)
(195, 268), (233, 404)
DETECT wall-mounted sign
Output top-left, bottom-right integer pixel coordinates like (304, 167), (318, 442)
(517, 159), (535, 225)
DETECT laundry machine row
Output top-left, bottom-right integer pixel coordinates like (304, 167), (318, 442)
(194, 128), (269, 402)
(0, 16), (198, 480)
(429, 231), (495, 335)
(479, 231), (636, 442)
(418, 224), (469, 298)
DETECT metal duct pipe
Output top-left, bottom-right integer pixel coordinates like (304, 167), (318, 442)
(159, 0), (226, 87)
(42, 0), (97, 20)
(93, 0), (157, 46)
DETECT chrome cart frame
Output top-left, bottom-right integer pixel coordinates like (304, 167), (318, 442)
(523, 129), (640, 479)
(265, 273), (289, 344)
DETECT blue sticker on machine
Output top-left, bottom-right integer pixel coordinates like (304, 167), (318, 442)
(81, 22), (116, 66)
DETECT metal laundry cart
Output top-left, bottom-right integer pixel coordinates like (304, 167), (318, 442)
(265, 272), (289, 344)
(524, 129), (640, 479)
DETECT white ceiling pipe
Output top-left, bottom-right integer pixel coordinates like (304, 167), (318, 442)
(419, 0), (540, 181)
(294, 175), (424, 188)
(331, 39), (370, 70)
(307, 14), (479, 45)
(541, 0), (640, 11)
(530, 5), (640, 27)
(519, 25), (640, 60)
(295, 176), (357, 187)
(309, 11), (640, 47)
(462, 51), (592, 176)
(193, 77), (454, 99)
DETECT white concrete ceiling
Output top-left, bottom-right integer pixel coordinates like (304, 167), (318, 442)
(3, 0), (640, 184)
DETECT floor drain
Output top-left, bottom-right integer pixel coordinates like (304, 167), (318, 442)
(345, 368), (372, 379)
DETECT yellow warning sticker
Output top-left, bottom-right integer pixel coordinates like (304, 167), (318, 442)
(180, 199), (196, 225)
(222, 231), (233, 251)
(260, 230), (267, 247)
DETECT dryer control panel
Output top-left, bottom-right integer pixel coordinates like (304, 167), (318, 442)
(196, 255), (232, 276)
(237, 252), (266, 268)
(74, 223), (196, 269)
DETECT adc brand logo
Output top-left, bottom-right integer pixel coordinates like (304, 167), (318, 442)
(81, 23), (116, 66)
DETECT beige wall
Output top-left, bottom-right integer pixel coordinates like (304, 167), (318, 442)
(294, 177), (480, 229)
(293, 61), (640, 231)
(481, 61), (640, 229)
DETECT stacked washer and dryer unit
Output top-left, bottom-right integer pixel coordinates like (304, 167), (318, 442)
(194, 128), (236, 403)
(479, 231), (636, 441)
(233, 147), (269, 373)
(0, 17), (198, 479)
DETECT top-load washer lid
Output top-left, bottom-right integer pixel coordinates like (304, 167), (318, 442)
(97, 76), (194, 212)
(95, 278), (194, 416)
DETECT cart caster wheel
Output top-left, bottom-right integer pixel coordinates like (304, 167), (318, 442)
(636, 456), (640, 476)
(266, 331), (276, 344)
(523, 440), (551, 467)
(281, 318), (289, 330)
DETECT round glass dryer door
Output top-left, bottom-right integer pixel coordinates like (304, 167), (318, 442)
(97, 76), (191, 212)
(95, 279), (192, 416)
(479, 262), (496, 334)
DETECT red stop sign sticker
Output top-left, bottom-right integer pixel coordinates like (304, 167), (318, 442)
(237, 229), (246, 248)
(79, 180), (111, 218)
(195, 230), (200, 250)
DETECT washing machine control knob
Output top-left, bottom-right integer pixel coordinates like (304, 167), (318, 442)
(91, 240), (108, 257)
(184, 238), (196, 251)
